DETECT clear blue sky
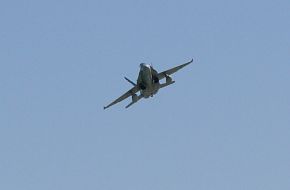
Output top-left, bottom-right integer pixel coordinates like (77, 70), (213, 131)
(1, 0), (289, 189)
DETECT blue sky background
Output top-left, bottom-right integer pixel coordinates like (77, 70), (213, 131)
(1, 0), (290, 189)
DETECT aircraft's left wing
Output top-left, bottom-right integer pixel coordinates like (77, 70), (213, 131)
(104, 85), (140, 109)
(157, 59), (193, 80)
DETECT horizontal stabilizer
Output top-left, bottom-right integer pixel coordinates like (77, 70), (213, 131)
(124, 77), (136, 86)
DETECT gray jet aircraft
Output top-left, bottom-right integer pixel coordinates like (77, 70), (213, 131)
(104, 59), (193, 109)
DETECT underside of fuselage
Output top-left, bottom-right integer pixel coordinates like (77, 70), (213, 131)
(138, 64), (160, 98)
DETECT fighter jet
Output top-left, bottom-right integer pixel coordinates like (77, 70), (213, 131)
(104, 59), (193, 109)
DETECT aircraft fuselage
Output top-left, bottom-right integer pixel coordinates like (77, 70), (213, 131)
(103, 59), (192, 109)
(138, 63), (160, 98)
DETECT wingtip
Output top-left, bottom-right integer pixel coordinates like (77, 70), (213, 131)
(184, 58), (193, 66)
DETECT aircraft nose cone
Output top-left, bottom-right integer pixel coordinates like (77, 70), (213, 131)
(140, 63), (150, 70)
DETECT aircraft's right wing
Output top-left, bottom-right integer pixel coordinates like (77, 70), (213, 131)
(157, 59), (193, 80)
(104, 85), (140, 109)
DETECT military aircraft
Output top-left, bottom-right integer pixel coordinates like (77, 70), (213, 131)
(104, 59), (193, 109)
